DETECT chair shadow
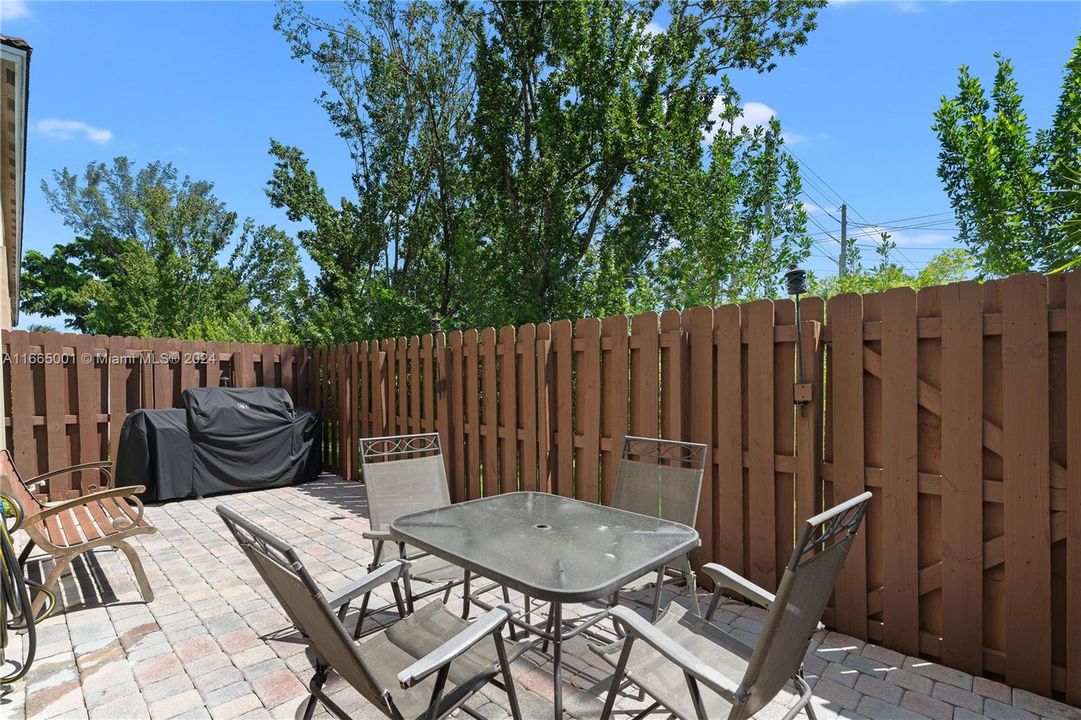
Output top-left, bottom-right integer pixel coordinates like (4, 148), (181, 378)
(22, 550), (146, 615)
(292, 473), (372, 521)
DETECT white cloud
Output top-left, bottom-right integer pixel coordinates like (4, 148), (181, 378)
(35, 119), (113, 144)
(734, 101), (778, 134)
(1, 0), (30, 20)
(705, 99), (826, 146)
(803, 200), (843, 216)
(705, 98), (776, 142)
(645, 20), (666, 36)
(831, 0), (927, 12)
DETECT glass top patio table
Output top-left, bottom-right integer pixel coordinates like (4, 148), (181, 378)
(389, 491), (700, 604)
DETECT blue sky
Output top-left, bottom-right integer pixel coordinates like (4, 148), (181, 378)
(3, 0), (1079, 328)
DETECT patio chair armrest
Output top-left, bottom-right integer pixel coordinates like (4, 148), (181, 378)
(397, 604), (518, 689)
(29, 461), (114, 492)
(37, 485), (146, 519)
(325, 559), (410, 610)
(362, 529), (392, 542)
(607, 605), (743, 703)
(702, 563), (775, 609)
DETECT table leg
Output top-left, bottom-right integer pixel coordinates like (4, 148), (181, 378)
(461, 570), (472, 619)
(552, 602), (563, 719)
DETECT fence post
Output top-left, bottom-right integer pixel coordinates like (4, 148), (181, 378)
(434, 331), (456, 500)
(795, 299), (824, 531)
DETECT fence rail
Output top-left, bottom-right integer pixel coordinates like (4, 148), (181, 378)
(3, 271), (1079, 704)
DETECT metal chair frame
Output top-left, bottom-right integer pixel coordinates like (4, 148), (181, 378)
(597, 492), (873, 720)
(217, 505), (524, 720)
(610, 436), (708, 621)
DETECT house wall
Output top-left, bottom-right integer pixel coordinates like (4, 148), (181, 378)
(0, 203), (10, 330)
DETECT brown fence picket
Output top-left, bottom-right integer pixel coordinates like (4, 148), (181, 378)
(519, 324), (539, 493)
(235, 342), (253, 389)
(940, 281), (984, 674)
(774, 301), (796, 579)
(553, 320), (573, 499)
(74, 334), (100, 491)
(359, 342), (368, 440)
(434, 333), (452, 490)
(686, 306), (714, 569)
(408, 336), (420, 436)
(600, 316), (628, 506)
(448, 331), (465, 501)
(499, 326), (518, 494)
(376, 341), (389, 436)
(1001, 274), (1052, 695)
(714, 304), (744, 575)
(107, 335), (127, 468)
(41, 332), (69, 497)
(576, 318), (601, 504)
(463, 329), (481, 500)
(481, 328), (499, 496)
(422, 335), (435, 435)
(828, 292), (869, 638)
(660, 310), (684, 444)
(1067, 271), (1081, 705)
(536, 324), (553, 493)
(629, 312), (659, 443)
(745, 301), (776, 590)
(795, 297), (824, 531)
(881, 287), (920, 655)
(395, 337), (407, 437)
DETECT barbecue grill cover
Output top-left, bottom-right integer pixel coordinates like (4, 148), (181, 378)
(115, 409), (193, 503)
(116, 387), (321, 502)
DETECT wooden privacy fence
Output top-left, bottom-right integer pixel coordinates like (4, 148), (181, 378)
(1, 332), (312, 498)
(2, 273), (1079, 703)
(312, 272), (1080, 704)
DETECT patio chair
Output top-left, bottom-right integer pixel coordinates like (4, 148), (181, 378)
(610, 436), (708, 621)
(593, 491), (872, 720)
(216, 506), (526, 720)
(0, 449), (156, 616)
(359, 433), (469, 613)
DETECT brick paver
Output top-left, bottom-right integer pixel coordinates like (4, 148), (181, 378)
(6, 476), (1081, 719)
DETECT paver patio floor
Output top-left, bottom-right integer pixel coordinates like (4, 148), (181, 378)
(3, 476), (1079, 720)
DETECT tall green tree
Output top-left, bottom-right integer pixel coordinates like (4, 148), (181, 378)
(933, 36), (1081, 277)
(272, 0), (824, 340)
(271, 0), (480, 341)
(21, 158), (306, 340)
(634, 115), (810, 311)
(467, 0), (821, 323)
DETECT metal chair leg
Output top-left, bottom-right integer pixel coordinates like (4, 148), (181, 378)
(303, 665), (328, 720)
(494, 631), (523, 720)
(599, 636), (635, 720)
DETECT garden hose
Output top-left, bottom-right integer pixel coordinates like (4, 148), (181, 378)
(1, 492), (56, 688)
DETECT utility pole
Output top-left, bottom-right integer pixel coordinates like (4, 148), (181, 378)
(838, 203), (849, 277)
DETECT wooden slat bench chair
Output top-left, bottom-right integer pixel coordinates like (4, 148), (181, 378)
(0, 449), (156, 615)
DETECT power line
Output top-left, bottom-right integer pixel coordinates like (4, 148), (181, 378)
(784, 147), (846, 207)
(785, 147), (930, 273)
(806, 222), (958, 241)
(810, 241), (839, 264)
(849, 210), (954, 227)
